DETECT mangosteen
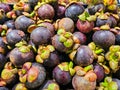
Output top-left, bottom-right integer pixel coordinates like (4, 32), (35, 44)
(92, 30), (115, 50)
(36, 45), (60, 67)
(15, 15), (35, 32)
(69, 45), (94, 66)
(0, 3), (11, 13)
(30, 27), (52, 46)
(73, 31), (87, 45)
(72, 66), (97, 90)
(113, 78), (120, 90)
(0, 37), (7, 54)
(1, 62), (18, 86)
(52, 29), (78, 53)
(18, 62), (46, 89)
(6, 30), (26, 46)
(88, 3), (105, 15)
(53, 62), (75, 85)
(4, 20), (15, 29)
(55, 18), (74, 33)
(94, 63), (104, 82)
(0, 54), (7, 70)
(57, 4), (66, 18)
(9, 41), (34, 67)
(98, 77), (118, 90)
(37, 22), (55, 36)
(37, 4), (55, 20)
(39, 80), (60, 90)
(0, 10), (8, 24)
(65, 3), (85, 21)
(12, 83), (28, 90)
(0, 87), (9, 90)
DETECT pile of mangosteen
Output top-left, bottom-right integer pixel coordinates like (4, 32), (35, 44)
(0, 0), (120, 90)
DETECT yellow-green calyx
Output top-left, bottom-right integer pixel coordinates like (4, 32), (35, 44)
(36, 45), (55, 63)
(100, 24), (110, 30)
(58, 62), (75, 76)
(78, 11), (96, 22)
(15, 83), (28, 90)
(48, 83), (60, 90)
(105, 45), (120, 72)
(19, 62), (38, 83)
(98, 77), (118, 90)
(88, 42), (105, 62)
(57, 29), (75, 48)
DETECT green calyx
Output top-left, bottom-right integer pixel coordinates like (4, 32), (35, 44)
(48, 83), (59, 90)
(1, 68), (18, 80)
(15, 40), (27, 47)
(99, 77), (118, 90)
(100, 24), (110, 30)
(19, 45), (31, 53)
(78, 11), (97, 22)
(57, 29), (74, 48)
(58, 62), (75, 76)
(83, 65), (93, 72)
(36, 45), (55, 63)
(15, 83), (28, 90)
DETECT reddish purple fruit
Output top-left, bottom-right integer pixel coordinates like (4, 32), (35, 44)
(30, 27), (52, 46)
(37, 4), (55, 20)
(0, 3), (11, 13)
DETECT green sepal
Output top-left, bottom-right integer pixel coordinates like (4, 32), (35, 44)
(100, 24), (110, 30)
(108, 81), (118, 90)
(15, 40), (27, 47)
(64, 32), (72, 38)
(87, 15), (97, 22)
(88, 42), (96, 50)
(48, 83), (57, 90)
(19, 46), (30, 53)
(109, 45), (120, 52)
(109, 60), (118, 72)
(69, 68), (75, 76)
(84, 65), (93, 72)
(95, 49), (104, 54)
(78, 11), (90, 21)
(98, 14), (109, 20)
(63, 38), (74, 48)
(59, 35), (67, 43)
(58, 62), (69, 71)
(47, 45), (55, 52)
(36, 55), (44, 63)
(57, 29), (65, 35)
(40, 49), (50, 60)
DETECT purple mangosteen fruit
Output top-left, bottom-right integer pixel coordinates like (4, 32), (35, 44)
(18, 62), (46, 89)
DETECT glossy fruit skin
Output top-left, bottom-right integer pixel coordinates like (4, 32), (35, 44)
(6, 30), (26, 46)
(53, 66), (71, 85)
(0, 3), (11, 13)
(65, 3), (85, 21)
(88, 3), (105, 15)
(115, 34), (120, 45)
(9, 48), (34, 67)
(15, 15), (35, 32)
(96, 18), (112, 27)
(40, 22), (55, 36)
(37, 4), (55, 20)
(30, 27), (52, 46)
(73, 32), (87, 45)
(0, 54), (7, 70)
(92, 30), (115, 50)
(25, 63), (46, 89)
(4, 20), (15, 29)
(56, 18), (74, 33)
(113, 78), (120, 90)
(76, 20), (94, 33)
(74, 45), (94, 66)
(0, 87), (9, 90)
(72, 75), (96, 90)
(57, 5), (66, 18)
(43, 51), (60, 67)
(94, 64), (104, 82)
